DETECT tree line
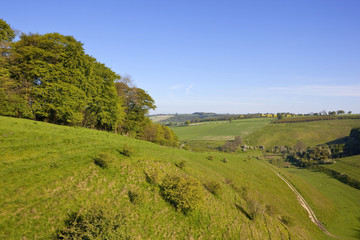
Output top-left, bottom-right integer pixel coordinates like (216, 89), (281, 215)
(0, 19), (178, 146)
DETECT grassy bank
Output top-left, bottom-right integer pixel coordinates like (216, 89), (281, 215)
(0, 116), (329, 239)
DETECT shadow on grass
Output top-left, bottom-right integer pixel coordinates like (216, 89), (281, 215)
(235, 203), (251, 220)
(325, 136), (351, 145)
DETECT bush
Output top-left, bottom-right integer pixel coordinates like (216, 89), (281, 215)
(246, 199), (265, 220)
(55, 205), (128, 239)
(206, 155), (214, 160)
(280, 215), (294, 226)
(94, 152), (116, 168)
(175, 160), (186, 169)
(128, 189), (143, 204)
(160, 174), (204, 213)
(204, 180), (222, 195)
(121, 144), (134, 157)
(265, 204), (277, 216)
(222, 158), (228, 163)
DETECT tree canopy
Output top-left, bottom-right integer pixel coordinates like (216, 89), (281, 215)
(0, 19), (178, 147)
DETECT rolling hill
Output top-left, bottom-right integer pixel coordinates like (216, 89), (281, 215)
(0, 115), (338, 239)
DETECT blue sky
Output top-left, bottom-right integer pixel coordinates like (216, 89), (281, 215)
(2, 0), (360, 114)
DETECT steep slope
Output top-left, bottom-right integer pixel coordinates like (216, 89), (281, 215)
(0, 116), (330, 239)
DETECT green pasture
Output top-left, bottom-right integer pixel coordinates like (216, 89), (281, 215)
(0, 116), (330, 239)
(323, 155), (360, 182)
(280, 167), (360, 240)
(246, 119), (360, 148)
(172, 118), (273, 141)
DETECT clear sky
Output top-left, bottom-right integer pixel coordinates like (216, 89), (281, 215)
(2, 0), (360, 114)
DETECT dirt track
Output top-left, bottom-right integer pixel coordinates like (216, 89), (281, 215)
(273, 170), (338, 239)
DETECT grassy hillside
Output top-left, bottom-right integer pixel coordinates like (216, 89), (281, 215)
(0, 116), (330, 239)
(323, 155), (360, 182)
(246, 119), (360, 148)
(280, 167), (360, 240)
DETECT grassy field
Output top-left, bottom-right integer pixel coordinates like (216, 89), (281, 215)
(322, 155), (360, 182)
(0, 116), (331, 239)
(149, 114), (174, 122)
(246, 119), (360, 148)
(280, 166), (360, 240)
(172, 118), (273, 141)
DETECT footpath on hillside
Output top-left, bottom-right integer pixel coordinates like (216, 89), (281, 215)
(272, 170), (338, 239)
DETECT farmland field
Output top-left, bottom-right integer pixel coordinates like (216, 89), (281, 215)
(246, 119), (360, 148)
(172, 118), (273, 141)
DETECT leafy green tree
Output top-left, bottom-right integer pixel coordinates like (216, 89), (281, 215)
(115, 80), (155, 136)
(0, 19), (15, 42)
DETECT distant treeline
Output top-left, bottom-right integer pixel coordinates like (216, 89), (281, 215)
(274, 115), (360, 124)
(0, 19), (178, 146)
(161, 113), (271, 125)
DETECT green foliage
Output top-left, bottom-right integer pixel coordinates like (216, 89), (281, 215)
(141, 122), (179, 147)
(204, 180), (222, 195)
(55, 205), (128, 239)
(0, 19), (15, 42)
(160, 174), (204, 213)
(121, 144), (134, 157)
(94, 152), (116, 168)
(0, 19), (179, 147)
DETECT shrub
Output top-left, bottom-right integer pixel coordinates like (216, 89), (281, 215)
(128, 189), (143, 204)
(204, 180), (222, 195)
(265, 204), (277, 216)
(175, 160), (186, 169)
(280, 215), (294, 226)
(206, 155), (214, 160)
(55, 205), (128, 239)
(94, 152), (116, 168)
(144, 170), (159, 185)
(246, 199), (265, 220)
(160, 174), (204, 213)
(222, 158), (228, 163)
(121, 144), (134, 157)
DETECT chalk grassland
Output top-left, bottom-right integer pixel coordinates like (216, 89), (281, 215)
(0, 116), (328, 239)
(280, 167), (360, 240)
(246, 119), (360, 147)
(323, 155), (360, 182)
(172, 118), (273, 141)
